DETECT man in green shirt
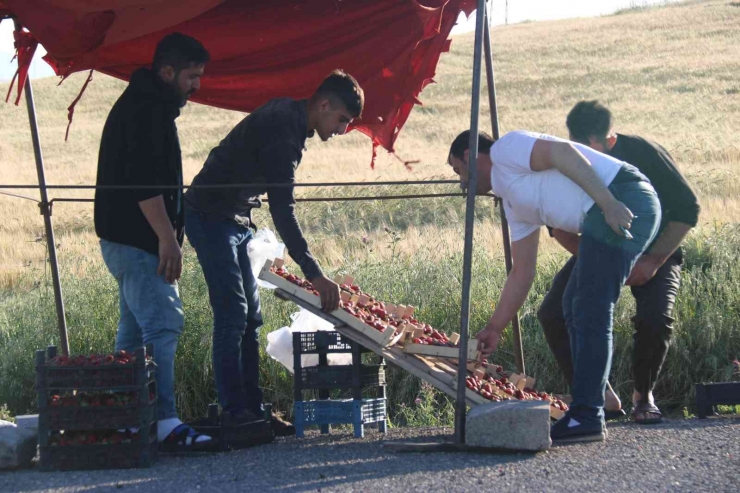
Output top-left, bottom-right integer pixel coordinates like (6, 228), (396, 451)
(538, 100), (700, 424)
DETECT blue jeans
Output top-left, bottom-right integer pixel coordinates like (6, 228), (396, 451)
(184, 207), (264, 416)
(563, 166), (661, 422)
(100, 240), (184, 420)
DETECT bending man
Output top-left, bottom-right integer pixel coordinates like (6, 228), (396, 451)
(185, 70), (365, 435)
(447, 129), (660, 443)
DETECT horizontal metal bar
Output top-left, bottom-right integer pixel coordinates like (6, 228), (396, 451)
(47, 192), (497, 205)
(0, 180), (461, 190)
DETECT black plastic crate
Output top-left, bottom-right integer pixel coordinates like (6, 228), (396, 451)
(299, 364), (385, 390)
(43, 384), (156, 431)
(39, 426), (158, 471)
(695, 382), (740, 418)
(188, 404), (274, 451)
(36, 346), (155, 391)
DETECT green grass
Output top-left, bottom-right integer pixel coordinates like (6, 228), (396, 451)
(1, 0), (740, 425)
(1, 223), (738, 423)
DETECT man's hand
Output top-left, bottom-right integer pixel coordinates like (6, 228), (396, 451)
(602, 198), (635, 238)
(626, 254), (663, 286)
(476, 326), (503, 360)
(158, 237), (182, 284)
(310, 275), (340, 312)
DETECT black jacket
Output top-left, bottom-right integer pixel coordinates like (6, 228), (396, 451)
(185, 98), (322, 280)
(95, 68), (184, 256)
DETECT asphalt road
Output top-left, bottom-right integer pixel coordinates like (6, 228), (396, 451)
(3, 416), (739, 493)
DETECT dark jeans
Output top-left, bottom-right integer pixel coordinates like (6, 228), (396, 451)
(559, 165), (661, 421)
(185, 206), (264, 416)
(539, 253), (681, 397)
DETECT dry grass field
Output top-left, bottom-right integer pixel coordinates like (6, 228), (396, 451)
(1, 0), (738, 288)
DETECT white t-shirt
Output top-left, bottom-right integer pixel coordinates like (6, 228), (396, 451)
(489, 130), (623, 242)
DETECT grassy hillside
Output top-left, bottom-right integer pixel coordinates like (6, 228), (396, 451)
(1, 0), (739, 422)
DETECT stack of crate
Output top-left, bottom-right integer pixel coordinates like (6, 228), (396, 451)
(36, 345), (157, 471)
(292, 331), (387, 438)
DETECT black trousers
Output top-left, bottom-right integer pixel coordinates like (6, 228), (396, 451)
(538, 252), (682, 396)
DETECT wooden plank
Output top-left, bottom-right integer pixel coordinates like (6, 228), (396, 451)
(403, 305), (415, 319)
(426, 357), (460, 376)
(270, 287), (484, 407)
(549, 406), (565, 420)
(404, 341), (478, 361)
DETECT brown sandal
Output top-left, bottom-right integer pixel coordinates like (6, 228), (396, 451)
(632, 400), (663, 425)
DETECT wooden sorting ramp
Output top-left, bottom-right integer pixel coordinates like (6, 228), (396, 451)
(260, 261), (486, 407)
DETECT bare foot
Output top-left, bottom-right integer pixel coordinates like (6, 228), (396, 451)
(605, 382), (622, 412)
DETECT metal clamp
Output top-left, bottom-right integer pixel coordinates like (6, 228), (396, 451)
(38, 200), (53, 217)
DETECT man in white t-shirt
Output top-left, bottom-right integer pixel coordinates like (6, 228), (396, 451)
(447, 129), (661, 443)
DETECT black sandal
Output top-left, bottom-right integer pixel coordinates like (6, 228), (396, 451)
(160, 423), (215, 453)
(605, 408), (626, 421)
(631, 400), (663, 425)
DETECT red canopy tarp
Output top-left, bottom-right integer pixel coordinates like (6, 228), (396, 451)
(2, 0), (474, 156)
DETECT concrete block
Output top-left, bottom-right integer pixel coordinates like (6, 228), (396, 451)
(465, 401), (551, 451)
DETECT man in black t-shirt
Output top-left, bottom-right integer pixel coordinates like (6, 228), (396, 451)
(96, 33), (212, 451)
(184, 70), (364, 435)
(538, 100), (700, 424)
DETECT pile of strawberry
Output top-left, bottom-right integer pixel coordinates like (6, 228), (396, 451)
(49, 430), (140, 446)
(48, 350), (142, 366)
(49, 391), (149, 408)
(466, 373), (568, 411)
(273, 267), (321, 297)
(272, 265), (445, 337)
(411, 325), (455, 347)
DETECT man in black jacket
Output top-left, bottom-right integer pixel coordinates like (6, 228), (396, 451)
(538, 100), (700, 424)
(95, 33), (211, 450)
(184, 70), (364, 435)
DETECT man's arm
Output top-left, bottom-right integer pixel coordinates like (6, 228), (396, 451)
(262, 139), (339, 312)
(551, 228), (580, 256)
(530, 139), (633, 237)
(623, 139), (699, 285)
(477, 229), (540, 358)
(139, 196), (181, 283)
(127, 103), (181, 283)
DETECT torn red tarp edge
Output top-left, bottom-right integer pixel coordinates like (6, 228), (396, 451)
(4, 27), (38, 106)
(64, 69), (94, 141)
(5, 0), (476, 156)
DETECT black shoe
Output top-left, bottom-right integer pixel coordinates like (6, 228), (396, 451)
(222, 410), (262, 427)
(271, 412), (296, 436)
(551, 413), (605, 444)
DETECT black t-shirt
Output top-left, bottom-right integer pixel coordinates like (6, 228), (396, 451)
(547, 134), (700, 260)
(608, 134), (700, 258)
(185, 98), (322, 280)
(94, 68), (183, 256)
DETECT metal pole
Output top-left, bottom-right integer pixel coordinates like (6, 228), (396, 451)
(14, 19), (70, 357)
(483, 8), (525, 375)
(454, 0), (487, 445)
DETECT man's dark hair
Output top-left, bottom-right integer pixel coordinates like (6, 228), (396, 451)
(152, 33), (210, 73)
(448, 130), (495, 164)
(566, 100), (612, 144)
(315, 69), (365, 118)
